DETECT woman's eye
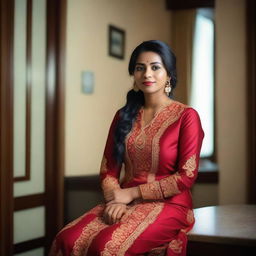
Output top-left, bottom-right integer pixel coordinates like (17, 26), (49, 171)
(135, 66), (144, 71)
(152, 65), (160, 71)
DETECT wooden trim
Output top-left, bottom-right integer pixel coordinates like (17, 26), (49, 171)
(247, 0), (256, 204)
(14, 0), (32, 182)
(25, 0), (32, 181)
(64, 172), (218, 191)
(14, 193), (46, 211)
(0, 0), (14, 255)
(166, 0), (215, 10)
(197, 171), (218, 183)
(14, 237), (46, 254)
(64, 175), (103, 224)
(65, 175), (101, 191)
(187, 240), (256, 256)
(45, 0), (66, 253)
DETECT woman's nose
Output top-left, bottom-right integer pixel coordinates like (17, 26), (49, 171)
(144, 67), (152, 78)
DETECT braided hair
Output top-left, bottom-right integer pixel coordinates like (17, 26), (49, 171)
(113, 40), (177, 164)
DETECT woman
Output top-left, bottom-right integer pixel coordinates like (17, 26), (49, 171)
(50, 40), (204, 256)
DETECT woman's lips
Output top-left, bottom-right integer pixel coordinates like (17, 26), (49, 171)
(143, 81), (155, 86)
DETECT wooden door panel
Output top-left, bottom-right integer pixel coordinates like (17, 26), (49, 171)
(0, 0), (66, 255)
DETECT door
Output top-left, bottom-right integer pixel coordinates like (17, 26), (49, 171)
(0, 0), (66, 255)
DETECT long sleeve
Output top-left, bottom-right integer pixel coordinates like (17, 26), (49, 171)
(99, 111), (122, 200)
(139, 108), (204, 200)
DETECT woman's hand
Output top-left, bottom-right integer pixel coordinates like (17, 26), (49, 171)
(105, 187), (141, 205)
(103, 203), (127, 225)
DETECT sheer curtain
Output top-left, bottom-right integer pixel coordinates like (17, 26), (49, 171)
(171, 8), (215, 158)
(189, 9), (214, 157)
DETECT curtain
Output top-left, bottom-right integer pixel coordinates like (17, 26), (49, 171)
(171, 9), (196, 104)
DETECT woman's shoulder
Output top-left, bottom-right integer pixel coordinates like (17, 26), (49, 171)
(168, 100), (201, 121)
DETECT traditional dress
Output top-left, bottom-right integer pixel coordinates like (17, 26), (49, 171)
(50, 101), (204, 256)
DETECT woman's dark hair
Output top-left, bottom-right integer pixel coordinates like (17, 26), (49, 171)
(113, 40), (177, 164)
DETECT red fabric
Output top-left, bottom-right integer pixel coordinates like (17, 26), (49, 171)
(49, 101), (204, 256)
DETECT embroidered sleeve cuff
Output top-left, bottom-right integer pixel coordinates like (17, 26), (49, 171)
(101, 175), (120, 199)
(139, 181), (164, 200)
(159, 175), (181, 198)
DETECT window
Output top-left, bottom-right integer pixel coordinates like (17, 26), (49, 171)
(190, 9), (215, 158)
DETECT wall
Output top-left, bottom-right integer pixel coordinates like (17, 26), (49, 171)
(65, 0), (248, 206)
(193, 0), (247, 206)
(215, 0), (247, 204)
(65, 0), (172, 176)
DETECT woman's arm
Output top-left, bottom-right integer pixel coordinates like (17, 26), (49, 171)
(107, 108), (204, 203)
(99, 111), (130, 224)
(105, 186), (141, 205)
(99, 111), (122, 200)
(139, 108), (204, 200)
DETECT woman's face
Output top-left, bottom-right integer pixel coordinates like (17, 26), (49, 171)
(133, 51), (169, 96)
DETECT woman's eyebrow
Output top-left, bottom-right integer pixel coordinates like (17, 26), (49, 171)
(150, 62), (162, 65)
(135, 62), (162, 65)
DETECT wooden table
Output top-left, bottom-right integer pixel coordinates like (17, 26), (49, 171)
(187, 205), (256, 255)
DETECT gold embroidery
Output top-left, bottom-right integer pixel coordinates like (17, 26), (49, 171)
(181, 213), (194, 234)
(102, 175), (120, 199)
(169, 239), (183, 254)
(122, 137), (135, 185)
(148, 245), (167, 256)
(183, 154), (196, 177)
(100, 155), (108, 173)
(135, 129), (146, 149)
(101, 202), (164, 256)
(124, 102), (187, 185)
(139, 181), (164, 200)
(150, 103), (187, 179)
(58, 205), (104, 234)
(181, 227), (192, 234)
(71, 217), (107, 256)
(51, 205), (104, 255)
(127, 111), (152, 175)
(186, 209), (195, 224)
(159, 174), (181, 198)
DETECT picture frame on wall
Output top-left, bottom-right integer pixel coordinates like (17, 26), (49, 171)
(108, 25), (125, 60)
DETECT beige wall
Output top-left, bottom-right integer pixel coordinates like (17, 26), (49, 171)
(65, 0), (248, 206)
(215, 0), (247, 204)
(65, 0), (172, 176)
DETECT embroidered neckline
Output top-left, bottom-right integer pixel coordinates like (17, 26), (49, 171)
(124, 101), (187, 185)
(139, 100), (176, 129)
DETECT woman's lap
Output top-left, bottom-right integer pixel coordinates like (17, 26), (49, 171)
(49, 202), (193, 256)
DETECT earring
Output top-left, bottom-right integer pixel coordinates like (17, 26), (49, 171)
(165, 81), (172, 96)
(133, 82), (139, 92)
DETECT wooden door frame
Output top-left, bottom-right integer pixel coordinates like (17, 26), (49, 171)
(45, 0), (66, 253)
(0, 0), (66, 255)
(247, 0), (256, 204)
(0, 0), (14, 255)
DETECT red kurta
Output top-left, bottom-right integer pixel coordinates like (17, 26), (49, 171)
(50, 101), (204, 256)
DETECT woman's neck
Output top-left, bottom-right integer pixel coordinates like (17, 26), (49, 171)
(143, 94), (172, 110)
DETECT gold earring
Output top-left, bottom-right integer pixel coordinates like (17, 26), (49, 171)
(133, 82), (139, 92)
(165, 81), (172, 96)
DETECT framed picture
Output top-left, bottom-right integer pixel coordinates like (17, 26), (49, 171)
(108, 25), (125, 60)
